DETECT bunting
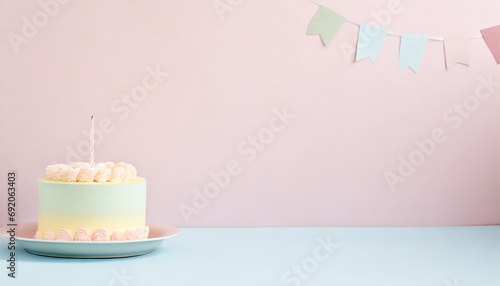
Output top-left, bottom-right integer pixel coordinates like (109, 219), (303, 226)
(399, 34), (428, 72)
(444, 38), (470, 69)
(306, 4), (500, 72)
(481, 25), (500, 64)
(356, 24), (387, 63)
(306, 6), (345, 47)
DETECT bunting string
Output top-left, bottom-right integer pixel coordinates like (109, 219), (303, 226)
(308, 0), (500, 72)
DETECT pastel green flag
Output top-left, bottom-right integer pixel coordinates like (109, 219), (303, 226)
(307, 6), (346, 47)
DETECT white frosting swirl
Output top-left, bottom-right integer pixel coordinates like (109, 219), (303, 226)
(94, 168), (111, 182)
(62, 168), (78, 182)
(105, 161), (115, 169)
(139, 226), (149, 239)
(34, 231), (41, 239)
(123, 164), (137, 181)
(74, 228), (92, 241)
(42, 162), (138, 182)
(109, 166), (125, 182)
(55, 229), (73, 241)
(44, 231), (56, 240)
(125, 229), (140, 240)
(111, 230), (126, 241)
(44, 164), (70, 180)
(125, 226), (149, 240)
(44, 165), (59, 180)
(76, 168), (94, 182)
(92, 229), (109, 241)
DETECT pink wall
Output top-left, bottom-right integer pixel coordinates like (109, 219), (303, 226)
(1, 0), (500, 227)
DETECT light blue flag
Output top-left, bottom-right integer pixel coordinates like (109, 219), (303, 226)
(355, 24), (387, 63)
(398, 33), (429, 73)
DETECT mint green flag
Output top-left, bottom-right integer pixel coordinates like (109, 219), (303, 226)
(307, 6), (346, 47)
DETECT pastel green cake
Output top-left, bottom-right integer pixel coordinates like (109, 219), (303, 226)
(36, 162), (148, 241)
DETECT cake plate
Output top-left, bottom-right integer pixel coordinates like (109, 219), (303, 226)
(0, 222), (180, 258)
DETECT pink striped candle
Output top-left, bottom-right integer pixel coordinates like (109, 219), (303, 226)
(89, 116), (95, 167)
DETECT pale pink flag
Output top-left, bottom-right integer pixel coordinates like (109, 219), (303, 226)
(443, 37), (469, 70)
(481, 25), (500, 64)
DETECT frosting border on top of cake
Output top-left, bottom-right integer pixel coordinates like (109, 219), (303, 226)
(38, 177), (145, 185)
(43, 162), (139, 183)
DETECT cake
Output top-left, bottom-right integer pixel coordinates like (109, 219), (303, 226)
(35, 162), (148, 241)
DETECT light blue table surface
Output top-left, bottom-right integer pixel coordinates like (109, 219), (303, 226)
(1, 226), (499, 286)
